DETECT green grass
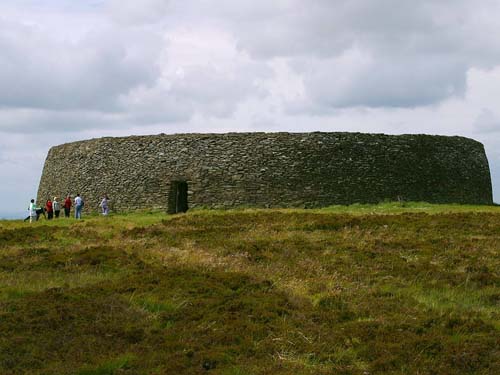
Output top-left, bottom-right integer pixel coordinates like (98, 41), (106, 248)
(78, 354), (137, 374)
(321, 201), (500, 214)
(0, 203), (498, 374)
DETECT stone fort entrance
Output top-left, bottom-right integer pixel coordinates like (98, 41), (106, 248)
(168, 181), (188, 214)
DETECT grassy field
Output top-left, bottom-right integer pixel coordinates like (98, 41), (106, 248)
(0, 203), (499, 374)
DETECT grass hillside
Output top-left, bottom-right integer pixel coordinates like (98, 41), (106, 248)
(0, 204), (499, 374)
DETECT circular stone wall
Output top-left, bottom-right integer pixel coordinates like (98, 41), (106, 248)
(37, 132), (493, 212)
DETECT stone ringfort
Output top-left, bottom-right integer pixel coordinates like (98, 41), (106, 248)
(37, 132), (493, 213)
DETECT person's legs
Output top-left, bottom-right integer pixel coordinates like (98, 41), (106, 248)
(75, 206), (81, 219)
(55, 210), (60, 218)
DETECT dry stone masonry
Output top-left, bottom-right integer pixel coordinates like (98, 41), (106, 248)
(37, 132), (493, 213)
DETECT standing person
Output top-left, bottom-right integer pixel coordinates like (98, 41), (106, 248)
(74, 194), (83, 219)
(46, 199), (53, 220)
(99, 195), (109, 215)
(53, 197), (61, 218)
(64, 195), (72, 218)
(25, 199), (37, 223)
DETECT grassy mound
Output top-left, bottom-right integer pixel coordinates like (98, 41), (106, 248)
(0, 204), (499, 374)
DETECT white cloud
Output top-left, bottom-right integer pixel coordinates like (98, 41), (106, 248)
(106, 0), (171, 25)
(474, 109), (500, 134)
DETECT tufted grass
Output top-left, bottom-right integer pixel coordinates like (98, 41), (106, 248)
(0, 203), (498, 374)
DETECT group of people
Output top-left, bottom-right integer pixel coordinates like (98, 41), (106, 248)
(25, 194), (109, 223)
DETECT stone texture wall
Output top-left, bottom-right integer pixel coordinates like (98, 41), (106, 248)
(37, 132), (493, 212)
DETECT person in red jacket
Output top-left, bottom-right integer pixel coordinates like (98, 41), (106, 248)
(63, 195), (72, 218)
(45, 199), (53, 220)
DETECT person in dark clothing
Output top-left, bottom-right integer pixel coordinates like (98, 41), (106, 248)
(36, 207), (47, 221)
(24, 207), (46, 222)
(64, 195), (72, 218)
(36, 207), (46, 221)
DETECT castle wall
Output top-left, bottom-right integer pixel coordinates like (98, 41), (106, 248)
(37, 132), (493, 212)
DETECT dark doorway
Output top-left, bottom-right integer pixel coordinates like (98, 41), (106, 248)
(168, 181), (188, 214)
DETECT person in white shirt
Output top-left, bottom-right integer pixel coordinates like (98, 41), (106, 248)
(99, 195), (109, 215)
(29, 199), (37, 223)
(74, 194), (83, 219)
(53, 197), (61, 218)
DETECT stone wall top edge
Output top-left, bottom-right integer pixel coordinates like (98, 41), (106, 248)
(47, 131), (485, 151)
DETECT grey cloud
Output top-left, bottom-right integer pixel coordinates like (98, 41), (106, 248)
(170, 64), (269, 116)
(203, 0), (500, 62)
(0, 5), (272, 133)
(106, 0), (171, 26)
(180, 0), (500, 110)
(0, 18), (161, 111)
(117, 58), (272, 123)
(296, 54), (467, 110)
(0, 56), (271, 134)
(196, 0), (449, 59)
(0, 109), (133, 134)
(474, 109), (500, 134)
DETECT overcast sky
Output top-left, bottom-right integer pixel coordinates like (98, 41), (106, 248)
(2, 0), (500, 217)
